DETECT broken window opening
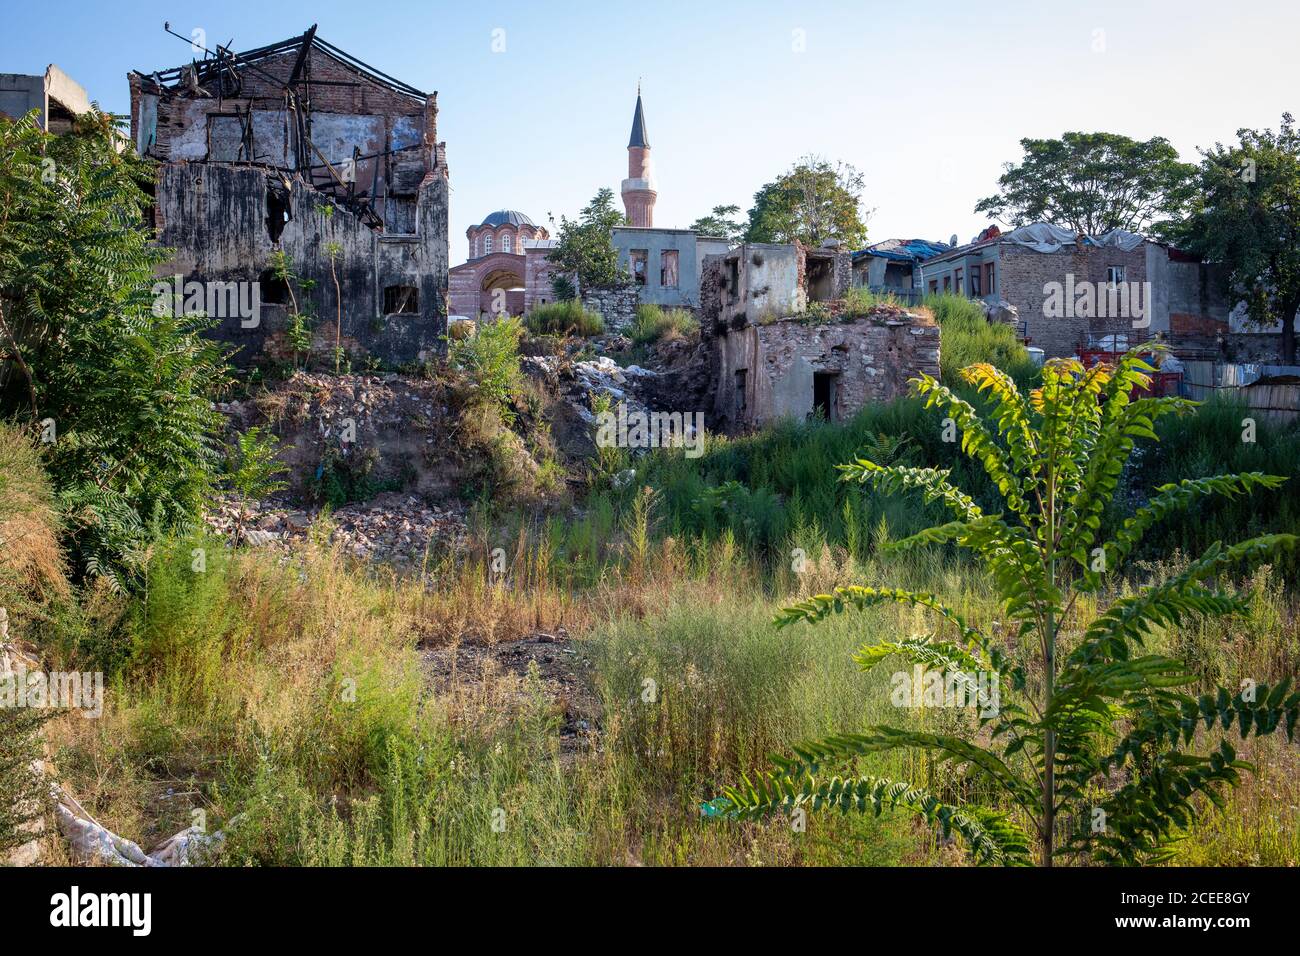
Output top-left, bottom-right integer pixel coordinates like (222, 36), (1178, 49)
(954, 268), (964, 296)
(813, 371), (838, 423)
(806, 256), (834, 303)
(631, 249), (648, 286)
(726, 257), (740, 303)
(384, 285), (419, 315)
(970, 266), (982, 297)
(660, 250), (679, 288)
(266, 183), (291, 243)
(258, 268), (290, 305)
(984, 262), (995, 294)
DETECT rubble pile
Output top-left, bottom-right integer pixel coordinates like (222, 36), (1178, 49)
(522, 354), (659, 423)
(206, 491), (467, 567)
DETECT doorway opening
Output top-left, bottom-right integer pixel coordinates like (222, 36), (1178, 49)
(813, 371), (838, 422)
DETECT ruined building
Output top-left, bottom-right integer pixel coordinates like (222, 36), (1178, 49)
(1, 64), (92, 131)
(621, 89), (656, 228)
(701, 242), (940, 431)
(129, 25), (449, 366)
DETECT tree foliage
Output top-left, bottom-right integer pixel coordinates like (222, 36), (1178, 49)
(0, 110), (231, 588)
(707, 349), (1297, 866)
(1166, 113), (1300, 363)
(688, 204), (746, 244)
(745, 156), (868, 249)
(548, 188), (628, 295)
(974, 131), (1195, 235)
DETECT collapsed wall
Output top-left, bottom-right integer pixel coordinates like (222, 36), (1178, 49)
(710, 314), (940, 431)
(700, 244), (939, 431)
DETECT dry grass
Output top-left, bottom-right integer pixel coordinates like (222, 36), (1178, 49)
(0, 424), (68, 608)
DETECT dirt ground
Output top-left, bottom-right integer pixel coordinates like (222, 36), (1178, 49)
(421, 630), (603, 758)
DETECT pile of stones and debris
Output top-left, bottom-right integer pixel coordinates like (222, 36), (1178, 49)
(521, 354), (659, 425)
(205, 491), (467, 567)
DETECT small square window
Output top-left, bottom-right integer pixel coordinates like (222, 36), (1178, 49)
(383, 285), (419, 314)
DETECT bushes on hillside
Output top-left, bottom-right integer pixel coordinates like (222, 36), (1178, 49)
(525, 300), (605, 338)
(0, 423), (65, 859)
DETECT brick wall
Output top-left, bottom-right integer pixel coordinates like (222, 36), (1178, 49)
(130, 44), (444, 205)
(998, 244), (1148, 357)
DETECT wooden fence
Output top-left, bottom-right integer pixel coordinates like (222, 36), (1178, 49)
(1181, 361), (1300, 424)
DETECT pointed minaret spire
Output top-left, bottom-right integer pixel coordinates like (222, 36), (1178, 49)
(628, 89), (650, 149)
(622, 86), (656, 226)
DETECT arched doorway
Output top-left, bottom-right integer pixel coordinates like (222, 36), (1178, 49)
(480, 266), (525, 318)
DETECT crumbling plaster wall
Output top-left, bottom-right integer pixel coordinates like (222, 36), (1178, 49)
(157, 162), (447, 366)
(719, 243), (804, 327)
(129, 46), (438, 176)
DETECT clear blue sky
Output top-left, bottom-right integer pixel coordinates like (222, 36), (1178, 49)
(3, 0), (1297, 265)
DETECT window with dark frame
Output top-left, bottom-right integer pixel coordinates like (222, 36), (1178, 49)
(383, 285), (419, 315)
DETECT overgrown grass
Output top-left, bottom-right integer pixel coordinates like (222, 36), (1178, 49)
(1122, 395), (1300, 579)
(923, 293), (1038, 387)
(629, 304), (698, 345)
(34, 496), (1300, 867)
(526, 300), (605, 338)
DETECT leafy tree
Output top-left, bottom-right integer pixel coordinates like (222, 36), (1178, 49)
(548, 188), (628, 295)
(1167, 113), (1300, 363)
(745, 156), (868, 249)
(0, 110), (231, 588)
(975, 132), (1195, 235)
(707, 350), (1298, 866)
(688, 204), (745, 244)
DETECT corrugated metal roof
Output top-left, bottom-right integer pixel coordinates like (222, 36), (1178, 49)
(853, 238), (951, 262)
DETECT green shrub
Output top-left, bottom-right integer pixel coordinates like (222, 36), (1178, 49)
(841, 287), (911, 317)
(449, 315), (524, 417)
(0, 110), (232, 589)
(1123, 395), (1300, 578)
(526, 300), (605, 338)
(629, 304), (698, 344)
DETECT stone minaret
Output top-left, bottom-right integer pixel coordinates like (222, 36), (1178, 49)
(621, 88), (656, 227)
